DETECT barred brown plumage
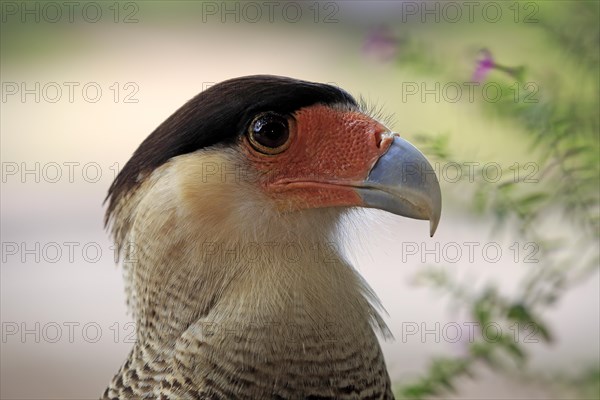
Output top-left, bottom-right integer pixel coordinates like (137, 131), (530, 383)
(102, 76), (440, 399)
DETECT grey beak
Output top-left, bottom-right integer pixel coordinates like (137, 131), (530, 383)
(356, 136), (442, 236)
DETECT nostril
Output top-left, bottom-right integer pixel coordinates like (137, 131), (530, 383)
(374, 131), (394, 149)
(374, 131), (384, 148)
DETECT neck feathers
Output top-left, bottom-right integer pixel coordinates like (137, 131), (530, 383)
(104, 149), (394, 398)
(108, 149), (390, 349)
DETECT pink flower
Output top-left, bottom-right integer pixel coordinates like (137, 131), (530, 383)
(363, 26), (398, 62)
(472, 49), (495, 82)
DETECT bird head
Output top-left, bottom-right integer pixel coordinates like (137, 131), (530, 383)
(102, 75), (442, 399)
(106, 75), (441, 248)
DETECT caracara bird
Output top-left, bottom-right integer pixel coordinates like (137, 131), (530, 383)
(102, 75), (441, 400)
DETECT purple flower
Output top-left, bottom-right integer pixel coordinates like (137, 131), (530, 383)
(363, 26), (398, 62)
(472, 49), (495, 82)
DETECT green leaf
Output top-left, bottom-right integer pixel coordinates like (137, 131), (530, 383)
(507, 303), (533, 324)
(499, 336), (526, 364)
(516, 192), (549, 208)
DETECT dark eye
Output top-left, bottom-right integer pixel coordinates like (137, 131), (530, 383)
(248, 112), (291, 154)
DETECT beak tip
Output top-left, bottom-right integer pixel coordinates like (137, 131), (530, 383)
(429, 195), (442, 237)
(429, 218), (439, 237)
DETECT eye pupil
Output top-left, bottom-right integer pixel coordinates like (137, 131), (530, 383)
(249, 113), (290, 153)
(254, 120), (286, 145)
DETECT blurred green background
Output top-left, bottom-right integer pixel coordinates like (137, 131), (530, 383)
(1, 1), (598, 399)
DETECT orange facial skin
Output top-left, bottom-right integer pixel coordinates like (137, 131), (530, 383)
(242, 104), (394, 212)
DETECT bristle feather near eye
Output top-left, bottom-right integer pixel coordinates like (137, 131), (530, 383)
(358, 96), (397, 130)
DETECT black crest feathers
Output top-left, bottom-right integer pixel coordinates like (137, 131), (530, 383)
(104, 75), (357, 226)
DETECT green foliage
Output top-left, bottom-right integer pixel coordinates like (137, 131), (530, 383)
(392, 3), (599, 398)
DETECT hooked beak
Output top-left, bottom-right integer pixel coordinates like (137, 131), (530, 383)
(355, 136), (442, 236)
